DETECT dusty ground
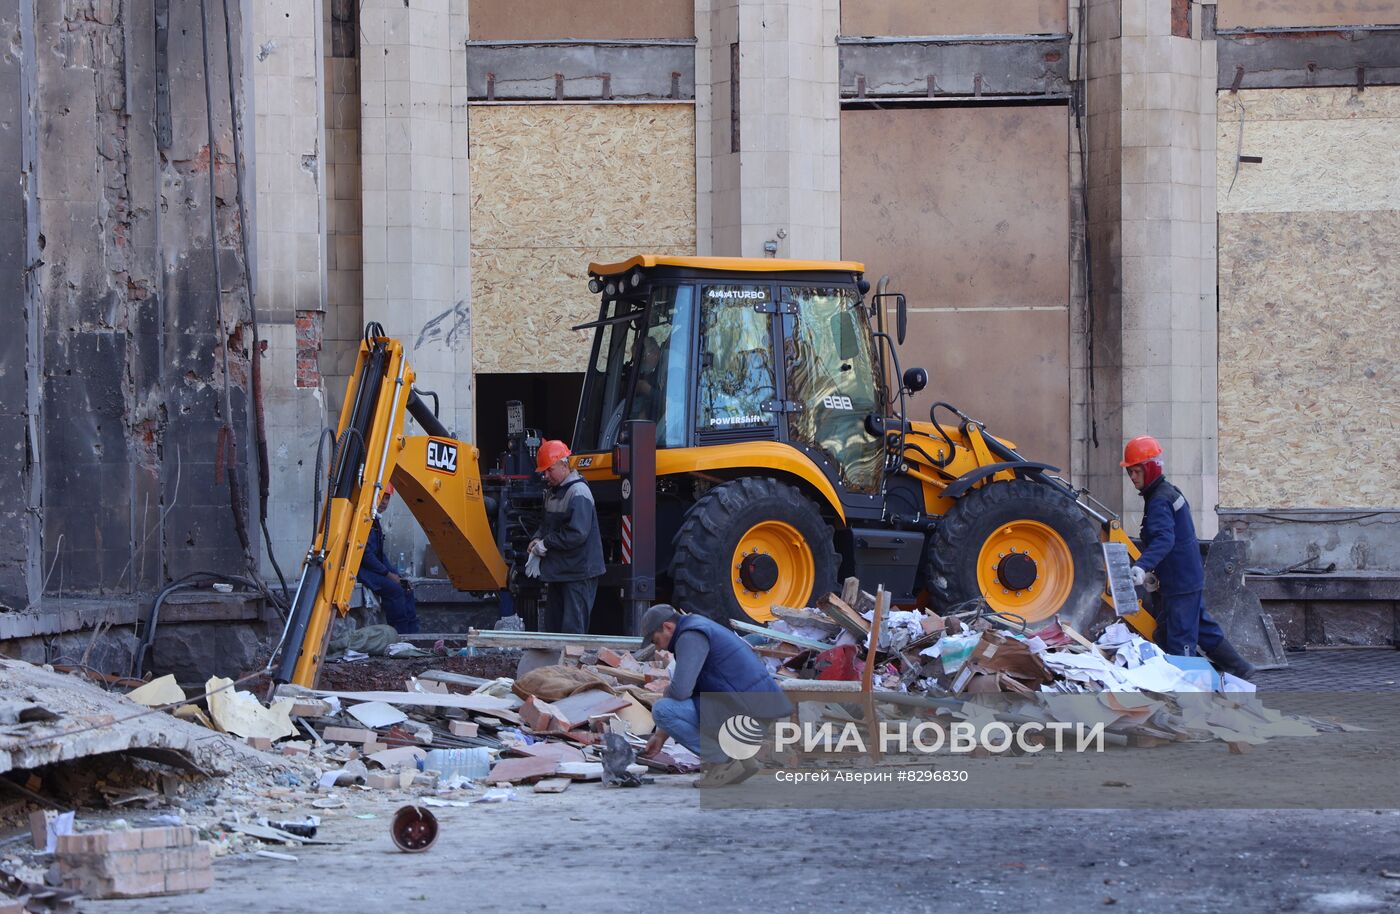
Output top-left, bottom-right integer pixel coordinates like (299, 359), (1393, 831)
(84, 784), (1400, 914)
(74, 650), (1400, 914)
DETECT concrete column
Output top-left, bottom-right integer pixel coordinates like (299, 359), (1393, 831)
(700, 0), (840, 260)
(1082, 0), (1219, 535)
(252, 0), (332, 575)
(360, 0), (471, 570)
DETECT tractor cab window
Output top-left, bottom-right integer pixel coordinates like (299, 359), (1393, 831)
(696, 284), (778, 433)
(629, 283), (694, 448)
(574, 297), (640, 452)
(782, 286), (884, 494)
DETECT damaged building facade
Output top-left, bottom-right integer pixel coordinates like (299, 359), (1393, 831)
(2, 0), (1397, 672)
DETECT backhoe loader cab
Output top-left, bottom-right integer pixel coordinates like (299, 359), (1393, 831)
(564, 256), (1136, 634)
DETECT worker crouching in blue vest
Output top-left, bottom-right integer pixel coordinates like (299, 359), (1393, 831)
(1122, 435), (1254, 680)
(639, 604), (793, 788)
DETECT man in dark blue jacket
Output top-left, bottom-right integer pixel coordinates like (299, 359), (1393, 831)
(639, 604), (792, 787)
(528, 440), (605, 634)
(356, 484), (420, 634)
(1123, 435), (1253, 679)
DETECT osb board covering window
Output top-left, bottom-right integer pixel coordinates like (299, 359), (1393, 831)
(840, 105), (1071, 470)
(841, 0), (1067, 37)
(468, 0), (694, 40)
(470, 104), (696, 374)
(1217, 0), (1400, 29)
(1217, 88), (1400, 508)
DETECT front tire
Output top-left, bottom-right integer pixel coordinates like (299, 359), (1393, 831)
(924, 478), (1107, 631)
(670, 477), (839, 624)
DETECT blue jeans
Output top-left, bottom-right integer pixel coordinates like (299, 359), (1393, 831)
(652, 697), (727, 763)
(358, 570), (420, 634)
(1152, 590), (1225, 657)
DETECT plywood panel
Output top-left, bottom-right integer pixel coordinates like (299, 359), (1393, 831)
(841, 104), (1072, 469)
(1217, 0), (1400, 29)
(902, 309), (1072, 472)
(469, 0), (695, 40)
(1218, 88), (1400, 214)
(840, 105), (1070, 309)
(1218, 210), (1400, 507)
(470, 104), (696, 374)
(841, 0), (1067, 37)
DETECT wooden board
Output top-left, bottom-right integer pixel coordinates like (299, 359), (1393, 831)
(469, 104), (696, 374)
(1216, 88), (1400, 509)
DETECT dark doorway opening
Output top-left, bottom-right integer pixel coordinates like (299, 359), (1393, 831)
(474, 372), (584, 471)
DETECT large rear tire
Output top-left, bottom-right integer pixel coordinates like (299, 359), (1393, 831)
(670, 477), (839, 624)
(924, 478), (1106, 631)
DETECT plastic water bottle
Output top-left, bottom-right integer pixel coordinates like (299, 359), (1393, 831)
(422, 747), (491, 785)
(398, 551), (408, 575)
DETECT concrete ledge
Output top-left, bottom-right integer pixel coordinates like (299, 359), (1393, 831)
(838, 34), (1071, 100)
(0, 592), (264, 640)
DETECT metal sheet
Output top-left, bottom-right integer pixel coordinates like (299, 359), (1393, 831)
(839, 35), (1071, 99)
(466, 41), (696, 101)
(1217, 27), (1400, 89)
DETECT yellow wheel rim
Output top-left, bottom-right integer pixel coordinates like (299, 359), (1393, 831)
(974, 520), (1073, 625)
(731, 521), (814, 623)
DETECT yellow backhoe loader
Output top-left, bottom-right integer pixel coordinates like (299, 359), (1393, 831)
(275, 257), (1154, 688)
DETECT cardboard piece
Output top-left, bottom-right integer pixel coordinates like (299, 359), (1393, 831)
(347, 701), (409, 729)
(486, 755), (560, 784)
(206, 677), (296, 741)
(125, 675), (185, 708)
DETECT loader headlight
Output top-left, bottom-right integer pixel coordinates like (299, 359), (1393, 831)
(605, 281), (618, 296)
(588, 278), (603, 294)
(630, 270), (643, 288)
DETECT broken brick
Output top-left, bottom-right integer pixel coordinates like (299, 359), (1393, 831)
(449, 720), (479, 738)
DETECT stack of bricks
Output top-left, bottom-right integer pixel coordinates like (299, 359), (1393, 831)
(56, 826), (213, 898)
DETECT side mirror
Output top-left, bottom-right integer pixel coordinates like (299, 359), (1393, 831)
(895, 294), (908, 345)
(902, 367), (928, 394)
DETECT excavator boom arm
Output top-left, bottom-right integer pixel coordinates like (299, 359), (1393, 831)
(275, 329), (507, 688)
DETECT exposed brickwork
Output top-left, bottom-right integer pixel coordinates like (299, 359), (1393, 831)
(56, 826), (213, 899)
(295, 309), (324, 388)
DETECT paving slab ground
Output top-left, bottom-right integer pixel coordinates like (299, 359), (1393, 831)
(85, 650), (1400, 914)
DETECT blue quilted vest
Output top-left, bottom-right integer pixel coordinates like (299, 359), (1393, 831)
(672, 614), (792, 720)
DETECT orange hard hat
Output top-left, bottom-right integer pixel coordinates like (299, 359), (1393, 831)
(1121, 435), (1163, 468)
(535, 440), (572, 472)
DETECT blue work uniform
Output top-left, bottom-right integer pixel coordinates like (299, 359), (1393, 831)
(533, 471), (605, 634)
(1134, 476), (1224, 657)
(651, 614), (793, 763)
(356, 518), (420, 634)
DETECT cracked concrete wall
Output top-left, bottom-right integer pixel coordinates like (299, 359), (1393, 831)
(7, 0), (257, 601)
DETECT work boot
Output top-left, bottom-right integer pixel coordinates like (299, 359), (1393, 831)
(692, 760), (752, 789)
(1205, 640), (1257, 681)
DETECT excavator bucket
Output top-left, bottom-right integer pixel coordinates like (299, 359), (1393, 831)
(1204, 534), (1288, 670)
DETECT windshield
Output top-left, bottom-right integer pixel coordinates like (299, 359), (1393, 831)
(629, 284), (694, 447)
(573, 298), (641, 452)
(696, 283), (777, 432)
(782, 286), (884, 493)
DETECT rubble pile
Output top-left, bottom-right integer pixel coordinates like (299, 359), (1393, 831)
(742, 578), (1335, 750)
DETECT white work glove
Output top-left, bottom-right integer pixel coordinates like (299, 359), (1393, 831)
(524, 552), (542, 578)
(1130, 565), (1147, 587)
(529, 539), (548, 557)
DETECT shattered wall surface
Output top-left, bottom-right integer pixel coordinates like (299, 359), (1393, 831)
(1217, 87), (1400, 509)
(8, 0), (258, 601)
(469, 103), (697, 375)
(0, 0), (37, 609)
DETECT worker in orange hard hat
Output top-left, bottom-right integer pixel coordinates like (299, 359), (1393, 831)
(355, 481), (419, 634)
(1123, 436), (1253, 679)
(527, 440), (604, 634)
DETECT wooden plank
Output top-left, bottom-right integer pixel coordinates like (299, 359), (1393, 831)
(816, 594), (871, 640)
(466, 629), (643, 651)
(730, 619), (834, 652)
(417, 670), (494, 690)
(532, 777), (572, 794)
